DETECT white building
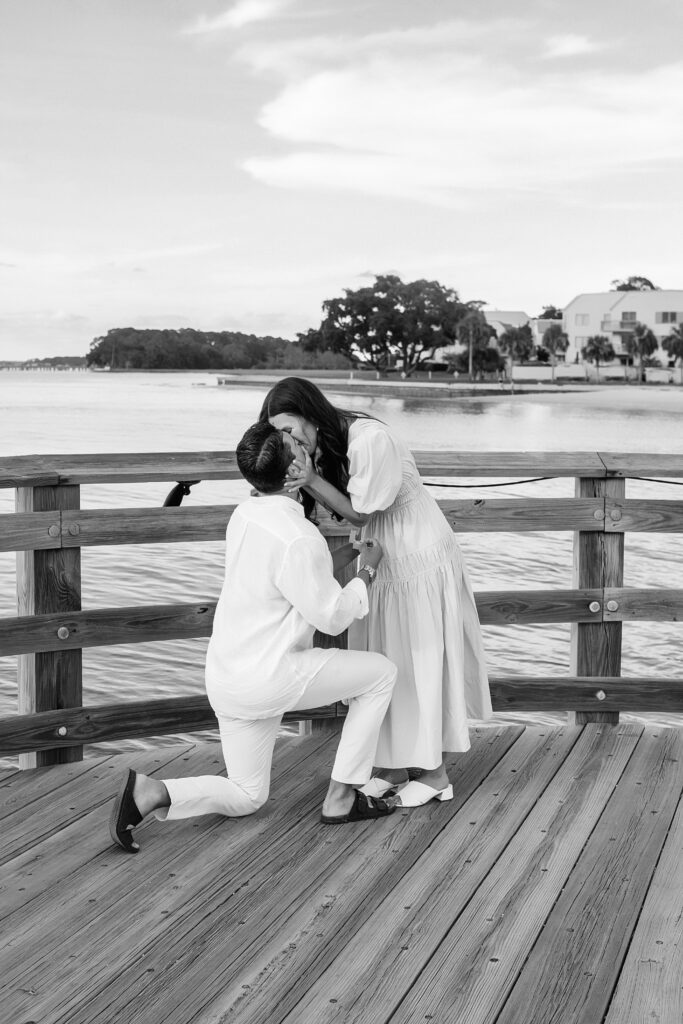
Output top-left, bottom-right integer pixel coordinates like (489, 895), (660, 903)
(563, 290), (683, 364)
(483, 310), (531, 334)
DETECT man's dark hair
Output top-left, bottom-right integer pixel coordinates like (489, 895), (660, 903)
(236, 421), (294, 494)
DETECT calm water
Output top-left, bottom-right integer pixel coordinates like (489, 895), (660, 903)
(2, 370), (683, 764)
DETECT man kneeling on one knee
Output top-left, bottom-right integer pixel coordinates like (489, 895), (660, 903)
(110, 421), (398, 851)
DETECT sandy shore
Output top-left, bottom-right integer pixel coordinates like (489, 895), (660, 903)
(217, 372), (683, 410)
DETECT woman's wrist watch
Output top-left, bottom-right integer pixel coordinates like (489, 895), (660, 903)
(359, 564), (376, 583)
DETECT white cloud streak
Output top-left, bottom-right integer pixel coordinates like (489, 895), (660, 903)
(238, 18), (683, 205)
(542, 34), (606, 59)
(184, 0), (293, 35)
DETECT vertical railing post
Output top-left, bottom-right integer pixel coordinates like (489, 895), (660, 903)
(16, 484), (83, 767)
(569, 475), (625, 725)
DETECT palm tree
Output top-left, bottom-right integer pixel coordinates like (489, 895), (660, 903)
(624, 322), (659, 384)
(662, 324), (683, 384)
(581, 335), (615, 383)
(497, 324), (534, 391)
(456, 309), (496, 379)
(541, 323), (569, 382)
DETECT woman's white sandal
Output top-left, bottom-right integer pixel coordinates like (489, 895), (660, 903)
(359, 777), (396, 798)
(394, 780), (453, 807)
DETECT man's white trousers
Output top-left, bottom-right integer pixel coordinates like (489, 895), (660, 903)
(158, 649), (396, 820)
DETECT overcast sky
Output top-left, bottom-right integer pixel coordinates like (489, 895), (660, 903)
(1, 0), (682, 360)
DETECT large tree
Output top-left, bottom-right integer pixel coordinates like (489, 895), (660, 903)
(581, 335), (615, 382)
(662, 324), (683, 385)
(541, 322), (570, 382)
(610, 276), (658, 291)
(623, 322), (659, 384)
(298, 274), (469, 375)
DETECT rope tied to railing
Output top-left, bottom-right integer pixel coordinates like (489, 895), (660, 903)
(424, 475), (683, 489)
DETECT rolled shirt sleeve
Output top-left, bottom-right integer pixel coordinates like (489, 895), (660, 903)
(277, 535), (369, 636)
(347, 421), (404, 514)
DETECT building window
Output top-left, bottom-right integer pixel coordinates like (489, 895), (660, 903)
(621, 311), (636, 322)
(575, 314), (589, 326)
(656, 311), (679, 324)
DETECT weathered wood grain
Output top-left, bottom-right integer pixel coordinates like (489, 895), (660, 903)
(16, 484), (83, 767)
(3, 725), (682, 1024)
(490, 676), (683, 712)
(598, 452), (683, 479)
(439, 497), (604, 532)
(476, 589), (602, 625)
(0, 452), (241, 487)
(19, 728), (524, 1024)
(604, 752), (683, 1024)
(3, 450), (682, 491)
(0, 588), (606, 659)
(0, 603), (216, 655)
(414, 451), (609, 477)
(1, 734), (330, 921)
(1, 674), (679, 757)
(495, 727), (683, 1024)
(570, 476), (624, 724)
(0, 696), (343, 756)
(605, 498), (683, 533)
(216, 727), (578, 1024)
(0, 510), (62, 552)
(387, 725), (643, 1024)
(0, 733), (352, 1024)
(60, 505), (233, 546)
(603, 587), (683, 621)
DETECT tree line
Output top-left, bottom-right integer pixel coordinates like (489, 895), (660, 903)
(85, 272), (679, 379)
(86, 328), (351, 371)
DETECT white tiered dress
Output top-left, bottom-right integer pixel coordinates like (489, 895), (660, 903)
(345, 418), (492, 769)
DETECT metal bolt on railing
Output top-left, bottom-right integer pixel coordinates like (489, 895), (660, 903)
(596, 690), (607, 701)
(57, 626), (70, 640)
(589, 601), (601, 614)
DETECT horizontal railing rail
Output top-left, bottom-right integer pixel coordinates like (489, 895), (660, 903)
(2, 450), (683, 766)
(3, 498), (683, 555)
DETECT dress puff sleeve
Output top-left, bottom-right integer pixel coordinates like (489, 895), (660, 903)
(346, 420), (404, 514)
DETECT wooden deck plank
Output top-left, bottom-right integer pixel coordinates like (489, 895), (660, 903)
(385, 724), (644, 1024)
(604, 770), (683, 1024)
(208, 726), (580, 1024)
(495, 727), (683, 1024)
(0, 743), (224, 920)
(99, 727), (528, 1024)
(1, 732), (338, 1024)
(0, 752), (121, 819)
(0, 745), (205, 863)
(2, 724), (681, 1024)
(36, 728), (523, 1024)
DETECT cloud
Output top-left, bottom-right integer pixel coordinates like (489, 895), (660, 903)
(242, 30), (683, 205)
(184, 0), (292, 35)
(0, 244), (223, 275)
(542, 34), (606, 59)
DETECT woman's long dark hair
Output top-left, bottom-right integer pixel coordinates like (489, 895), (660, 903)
(259, 377), (361, 521)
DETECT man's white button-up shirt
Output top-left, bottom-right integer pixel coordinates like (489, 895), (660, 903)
(205, 495), (368, 719)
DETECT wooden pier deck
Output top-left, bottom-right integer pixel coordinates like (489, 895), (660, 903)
(2, 723), (682, 1024)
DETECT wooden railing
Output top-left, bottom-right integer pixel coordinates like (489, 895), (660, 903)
(1, 451), (683, 768)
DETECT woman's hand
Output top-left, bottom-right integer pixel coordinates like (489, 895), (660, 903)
(285, 448), (318, 491)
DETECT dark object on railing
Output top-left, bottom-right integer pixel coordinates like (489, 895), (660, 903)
(163, 480), (200, 507)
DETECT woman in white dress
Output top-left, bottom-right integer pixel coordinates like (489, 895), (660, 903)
(260, 377), (491, 807)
